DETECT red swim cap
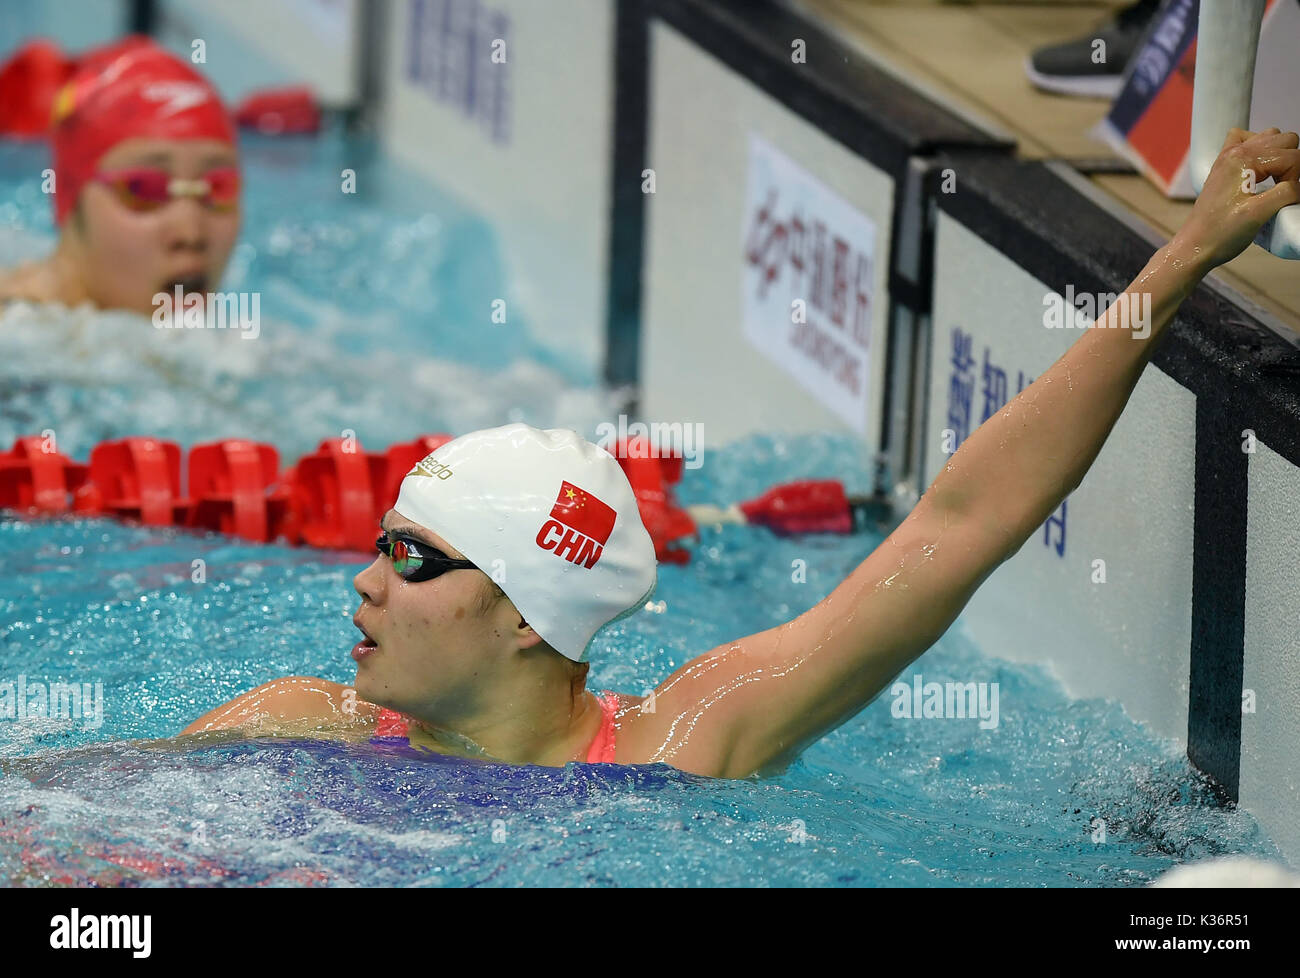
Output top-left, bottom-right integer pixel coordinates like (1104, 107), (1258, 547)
(50, 37), (236, 224)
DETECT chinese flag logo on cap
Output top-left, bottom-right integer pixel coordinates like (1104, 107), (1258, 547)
(551, 481), (616, 545)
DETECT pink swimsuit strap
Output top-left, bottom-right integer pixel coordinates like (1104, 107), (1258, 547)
(372, 707), (409, 741)
(371, 691), (619, 763)
(584, 690), (620, 764)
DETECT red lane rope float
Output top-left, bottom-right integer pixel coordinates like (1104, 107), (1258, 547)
(0, 40), (76, 139)
(614, 435), (696, 565)
(0, 432), (702, 560)
(233, 85), (322, 135)
(0, 431), (769, 561)
(0, 432), (882, 564)
(188, 439), (289, 543)
(290, 438), (387, 551)
(739, 479), (853, 535)
(0, 437), (89, 512)
(86, 437), (189, 526)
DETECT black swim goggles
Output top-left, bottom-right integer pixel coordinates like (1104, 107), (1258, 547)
(375, 530), (478, 583)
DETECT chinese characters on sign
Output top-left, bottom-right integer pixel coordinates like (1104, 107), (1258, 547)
(742, 134), (876, 433)
(406, 0), (511, 145)
(948, 326), (1068, 557)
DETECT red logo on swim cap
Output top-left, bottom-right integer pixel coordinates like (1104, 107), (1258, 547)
(551, 481), (615, 543)
(534, 481), (616, 569)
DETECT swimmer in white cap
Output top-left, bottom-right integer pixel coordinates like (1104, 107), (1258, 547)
(183, 128), (1300, 776)
(184, 422), (670, 766)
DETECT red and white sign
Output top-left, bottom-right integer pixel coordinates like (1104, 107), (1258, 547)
(742, 133), (877, 434)
(1094, 0), (1298, 198)
(534, 480), (615, 569)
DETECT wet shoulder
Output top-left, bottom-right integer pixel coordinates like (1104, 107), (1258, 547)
(0, 261), (56, 305)
(602, 686), (735, 777)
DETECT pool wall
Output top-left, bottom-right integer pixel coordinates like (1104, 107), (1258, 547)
(155, 0), (364, 105)
(380, 0), (618, 382)
(640, 20), (896, 448)
(926, 203), (1198, 753)
(5, 0), (1297, 865)
(921, 148), (1300, 866)
(637, 0), (1008, 455)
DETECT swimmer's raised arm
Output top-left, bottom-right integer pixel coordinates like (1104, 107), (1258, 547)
(640, 501), (1000, 777)
(635, 128), (1299, 780)
(179, 675), (381, 737)
(921, 127), (1298, 562)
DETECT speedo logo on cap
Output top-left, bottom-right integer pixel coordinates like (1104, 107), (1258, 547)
(407, 454), (453, 480)
(140, 80), (210, 116)
(536, 481), (615, 569)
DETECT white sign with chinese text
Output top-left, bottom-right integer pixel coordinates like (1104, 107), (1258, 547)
(741, 133), (877, 433)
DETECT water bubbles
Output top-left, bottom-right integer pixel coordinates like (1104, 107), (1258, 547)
(267, 226), (294, 256)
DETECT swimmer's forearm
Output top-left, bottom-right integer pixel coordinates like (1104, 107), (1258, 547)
(923, 239), (1207, 561)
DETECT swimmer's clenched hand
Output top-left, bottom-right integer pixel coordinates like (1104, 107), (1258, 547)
(1176, 126), (1300, 270)
(179, 676), (382, 739)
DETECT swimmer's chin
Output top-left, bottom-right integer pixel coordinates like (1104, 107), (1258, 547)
(158, 274), (209, 297)
(351, 671), (386, 707)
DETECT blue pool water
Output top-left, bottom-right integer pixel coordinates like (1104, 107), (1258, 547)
(0, 127), (1283, 886)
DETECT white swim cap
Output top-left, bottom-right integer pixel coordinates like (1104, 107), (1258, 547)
(392, 423), (658, 662)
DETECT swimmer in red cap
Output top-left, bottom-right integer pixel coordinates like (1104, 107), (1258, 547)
(0, 37), (240, 312)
